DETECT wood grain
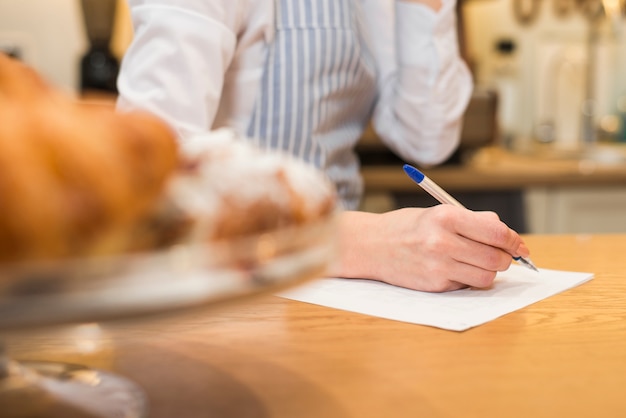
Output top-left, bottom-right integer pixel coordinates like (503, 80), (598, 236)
(8, 234), (626, 418)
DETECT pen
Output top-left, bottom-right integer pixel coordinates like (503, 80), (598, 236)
(402, 164), (539, 272)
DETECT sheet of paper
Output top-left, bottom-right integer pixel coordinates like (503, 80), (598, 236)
(279, 264), (594, 331)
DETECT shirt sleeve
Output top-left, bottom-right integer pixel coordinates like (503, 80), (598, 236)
(116, 0), (239, 141)
(363, 0), (473, 166)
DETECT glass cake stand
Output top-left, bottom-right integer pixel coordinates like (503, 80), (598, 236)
(0, 213), (337, 418)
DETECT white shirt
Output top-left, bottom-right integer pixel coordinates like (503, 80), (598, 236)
(117, 0), (472, 208)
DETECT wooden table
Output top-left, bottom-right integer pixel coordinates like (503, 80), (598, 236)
(8, 234), (626, 418)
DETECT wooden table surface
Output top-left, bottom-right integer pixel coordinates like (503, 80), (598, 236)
(8, 234), (626, 418)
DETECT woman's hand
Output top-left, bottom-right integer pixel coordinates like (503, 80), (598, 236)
(330, 206), (530, 292)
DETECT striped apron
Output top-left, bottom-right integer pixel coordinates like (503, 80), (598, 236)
(246, 0), (378, 210)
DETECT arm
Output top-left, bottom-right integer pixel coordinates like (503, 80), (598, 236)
(329, 207), (530, 292)
(116, 1), (240, 140)
(362, 0), (473, 165)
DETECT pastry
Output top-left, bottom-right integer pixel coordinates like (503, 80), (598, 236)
(0, 53), (336, 266)
(0, 53), (179, 262)
(171, 128), (337, 241)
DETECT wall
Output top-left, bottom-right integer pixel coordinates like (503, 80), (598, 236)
(0, 0), (132, 94)
(463, 0), (626, 147)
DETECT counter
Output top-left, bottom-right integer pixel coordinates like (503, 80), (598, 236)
(9, 234), (626, 418)
(359, 145), (626, 234)
(360, 145), (626, 193)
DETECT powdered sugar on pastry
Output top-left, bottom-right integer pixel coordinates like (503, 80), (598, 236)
(171, 128), (336, 240)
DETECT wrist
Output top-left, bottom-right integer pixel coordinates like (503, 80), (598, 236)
(326, 211), (383, 280)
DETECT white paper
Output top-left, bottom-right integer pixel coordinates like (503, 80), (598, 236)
(279, 264), (594, 331)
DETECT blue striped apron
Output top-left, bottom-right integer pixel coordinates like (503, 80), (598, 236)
(246, 0), (377, 210)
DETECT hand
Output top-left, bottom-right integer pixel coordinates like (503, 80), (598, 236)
(330, 206), (530, 292)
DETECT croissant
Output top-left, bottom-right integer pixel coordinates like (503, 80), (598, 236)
(0, 53), (179, 263)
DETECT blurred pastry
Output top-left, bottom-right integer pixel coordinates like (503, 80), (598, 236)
(0, 53), (179, 262)
(171, 128), (337, 241)
(0, 53), (336, 266)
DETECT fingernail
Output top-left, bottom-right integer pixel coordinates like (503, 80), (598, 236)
(517, 242), (530, 257)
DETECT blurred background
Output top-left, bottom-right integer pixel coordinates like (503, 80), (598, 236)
(2, 0), (626, 234)
(0, 0), (131, 96)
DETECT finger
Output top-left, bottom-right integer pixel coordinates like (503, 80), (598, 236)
(451, 233), (515, 272)
(452, 210), (523, 257)
(516, 240), (530, 258)
(398, 272), (467, 293)
(397, 249), (499, 291)
(445, 260), (499, 290)
(408, 260), (498, 292)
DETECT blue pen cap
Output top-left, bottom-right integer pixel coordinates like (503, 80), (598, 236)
(403, 164), (425, 183)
